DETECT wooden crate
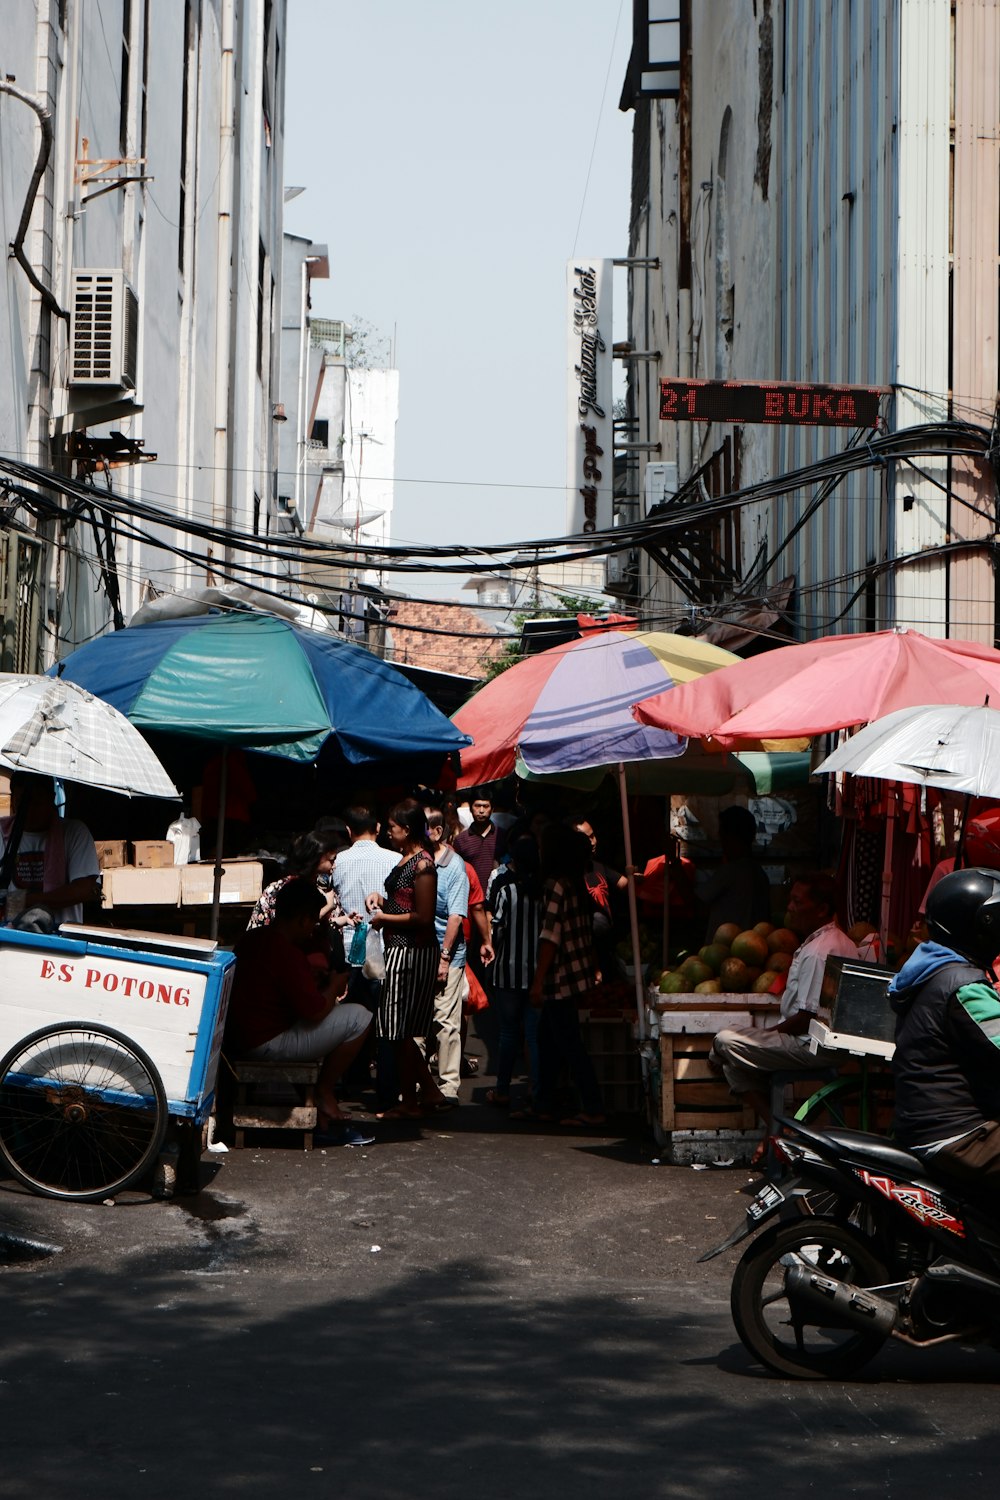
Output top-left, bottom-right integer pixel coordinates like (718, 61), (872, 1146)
(659, 1034), (758, 1131)
(579, 1013), (644, 1115)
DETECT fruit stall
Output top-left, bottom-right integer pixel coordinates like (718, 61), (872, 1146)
(647, 920), (798, 1164)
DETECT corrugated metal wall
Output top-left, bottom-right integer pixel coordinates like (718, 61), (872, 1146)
(770, 0), (902, 639)
(949, 0), (1000, 644)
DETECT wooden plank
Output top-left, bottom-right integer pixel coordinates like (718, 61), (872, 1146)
(231, 1105), (318, 1129)
(674, 1057), (720, 1080)
(674, 1081), (739, 1107)
(671, 1036), (714, 1055)
(659, 1035), (675, 1130)
(675, 1110), (748, 1129)
(229, 1062), (319, 1084)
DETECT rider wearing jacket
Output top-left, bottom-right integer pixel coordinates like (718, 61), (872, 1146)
(889, 867), (1000, 1200)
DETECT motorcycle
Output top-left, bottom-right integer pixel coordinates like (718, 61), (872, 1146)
(700, 1117), (1000, 1378)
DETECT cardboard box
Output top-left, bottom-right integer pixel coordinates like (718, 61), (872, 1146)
(132, 840), (175, 869)
(94, 839), (128, 870)
(101, 866), (182, 908)
(180, 860), (263, 907)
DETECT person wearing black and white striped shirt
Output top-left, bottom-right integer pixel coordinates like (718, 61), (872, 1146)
(485, 836), (542, 1111)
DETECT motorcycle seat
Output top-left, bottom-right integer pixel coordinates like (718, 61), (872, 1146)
(820, 1127), (927, 1179)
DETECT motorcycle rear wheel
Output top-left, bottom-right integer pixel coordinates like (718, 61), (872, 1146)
(732, 1218), (890, 1378)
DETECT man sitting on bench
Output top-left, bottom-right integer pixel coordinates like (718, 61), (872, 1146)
(228, 878), (373, 1144)
(711, 871), (858, 1163)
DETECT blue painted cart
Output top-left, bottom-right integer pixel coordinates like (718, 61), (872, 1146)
(0, 923), (235, 1201)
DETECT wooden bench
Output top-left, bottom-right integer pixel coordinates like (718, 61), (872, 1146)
(222, 1058), (320, 1149)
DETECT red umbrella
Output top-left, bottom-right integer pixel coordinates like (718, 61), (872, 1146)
(632, 628), (1000, 748)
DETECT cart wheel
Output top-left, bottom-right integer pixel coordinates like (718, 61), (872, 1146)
(0, 1023), (168, 1202)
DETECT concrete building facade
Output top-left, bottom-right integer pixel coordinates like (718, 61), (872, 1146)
(620, 0), (999, 646)
(0, 0), (288, 663)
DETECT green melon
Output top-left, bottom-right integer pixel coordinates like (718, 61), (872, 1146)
(680, 957), (713, 987)
(698, 943), (730, 975)
(658, 972), (687, 995)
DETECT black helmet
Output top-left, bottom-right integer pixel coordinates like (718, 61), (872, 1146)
(925, 867), (1000, 967)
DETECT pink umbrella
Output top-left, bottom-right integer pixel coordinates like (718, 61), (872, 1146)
(632, 628), (1000, 747)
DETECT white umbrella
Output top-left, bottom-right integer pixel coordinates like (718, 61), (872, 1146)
(814, 702), (1000, 798)
(815, 701), (1000, 944)
(0, 675), (178, 799)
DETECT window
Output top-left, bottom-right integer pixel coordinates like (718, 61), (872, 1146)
(119, 0), (133, 156)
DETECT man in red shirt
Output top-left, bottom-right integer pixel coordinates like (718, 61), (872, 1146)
(228, 879), (372, 1141)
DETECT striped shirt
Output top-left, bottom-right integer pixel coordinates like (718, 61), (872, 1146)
(332, 839), (401, 960)
(488, 868), (542, 990)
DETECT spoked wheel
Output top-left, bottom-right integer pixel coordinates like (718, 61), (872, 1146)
(731, 1219), (890, 1378)
(0, 1023), (168, 1202)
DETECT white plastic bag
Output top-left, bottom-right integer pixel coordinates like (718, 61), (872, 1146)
(166, 815), (201, 865)
(363, 926), (385, 982)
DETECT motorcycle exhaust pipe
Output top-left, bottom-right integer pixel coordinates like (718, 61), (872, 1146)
(785, 1266), (898, 1337)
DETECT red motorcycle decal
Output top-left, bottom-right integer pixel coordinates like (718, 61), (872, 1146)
(855, 1170), (966, 1238)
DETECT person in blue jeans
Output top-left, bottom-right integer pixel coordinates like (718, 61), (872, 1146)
(529, 824), (605, 1127)
(486, 837), (542, 1113)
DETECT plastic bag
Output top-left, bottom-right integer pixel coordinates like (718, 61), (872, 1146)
(348, 921), (369, 967)
(166, 815), (201, 865)
(363, 926), (385, 982)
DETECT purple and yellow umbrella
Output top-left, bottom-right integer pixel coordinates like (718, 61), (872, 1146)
(454, 628), (742, 788)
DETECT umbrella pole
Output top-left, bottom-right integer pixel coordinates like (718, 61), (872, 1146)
(879, 797), (895, 957)
(617, 763), (647, 1042)
(955, 793), (972, 869)
(210, 747), (229, 942)
(661, 804), (671, 972)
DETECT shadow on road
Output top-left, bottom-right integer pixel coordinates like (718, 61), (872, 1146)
(3, 1239), (1000, 1499)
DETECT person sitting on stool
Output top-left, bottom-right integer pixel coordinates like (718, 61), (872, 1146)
(227, 878), (372, 1144)
(711, 871), (858, 1164)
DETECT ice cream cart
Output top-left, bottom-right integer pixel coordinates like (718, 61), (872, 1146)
(0, 923), (235, 1201)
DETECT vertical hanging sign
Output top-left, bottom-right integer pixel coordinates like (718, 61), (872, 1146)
(566, 259), (613, 536)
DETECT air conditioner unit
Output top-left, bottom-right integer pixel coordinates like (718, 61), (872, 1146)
(644, 460), (678, 512)
(605, 547), (639, 597)
(69, 269), (139, 389)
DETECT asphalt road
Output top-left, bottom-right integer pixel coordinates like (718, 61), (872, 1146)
(1, 1089), (999, 1499)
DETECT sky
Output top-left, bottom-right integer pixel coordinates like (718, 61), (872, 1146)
(282, 0), (634, 600)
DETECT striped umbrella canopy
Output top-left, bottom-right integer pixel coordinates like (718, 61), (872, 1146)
(453, 628), (744, 787)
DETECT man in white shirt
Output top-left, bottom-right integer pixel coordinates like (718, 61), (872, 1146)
(0, 773), (99, 930)
(332, 806), (400, 1005)
(711, 872), (859, 1147)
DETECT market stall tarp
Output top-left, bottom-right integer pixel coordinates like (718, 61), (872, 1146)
(632, 628), (1000, 748)
(52, 611), (471, 766)
(514, 747), (811, 797)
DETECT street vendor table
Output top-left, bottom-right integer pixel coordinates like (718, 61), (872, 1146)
(0, 922), (234, 1201)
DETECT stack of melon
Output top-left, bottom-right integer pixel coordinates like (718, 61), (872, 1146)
(656, 921), (798, 997)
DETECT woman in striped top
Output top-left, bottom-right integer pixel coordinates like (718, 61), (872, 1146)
(486, 837), (543, 1110)
(366, 799), (449, 1118)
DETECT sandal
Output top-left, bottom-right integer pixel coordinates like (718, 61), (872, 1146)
(460, 1055), (481, 1077)
(749, 1137), (772, 1168)
(559, 1114), (607, 1128)
(485, 1089), (510, 1107)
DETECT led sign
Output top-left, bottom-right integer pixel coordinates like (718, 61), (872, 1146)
(659, 379), (886, 428)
